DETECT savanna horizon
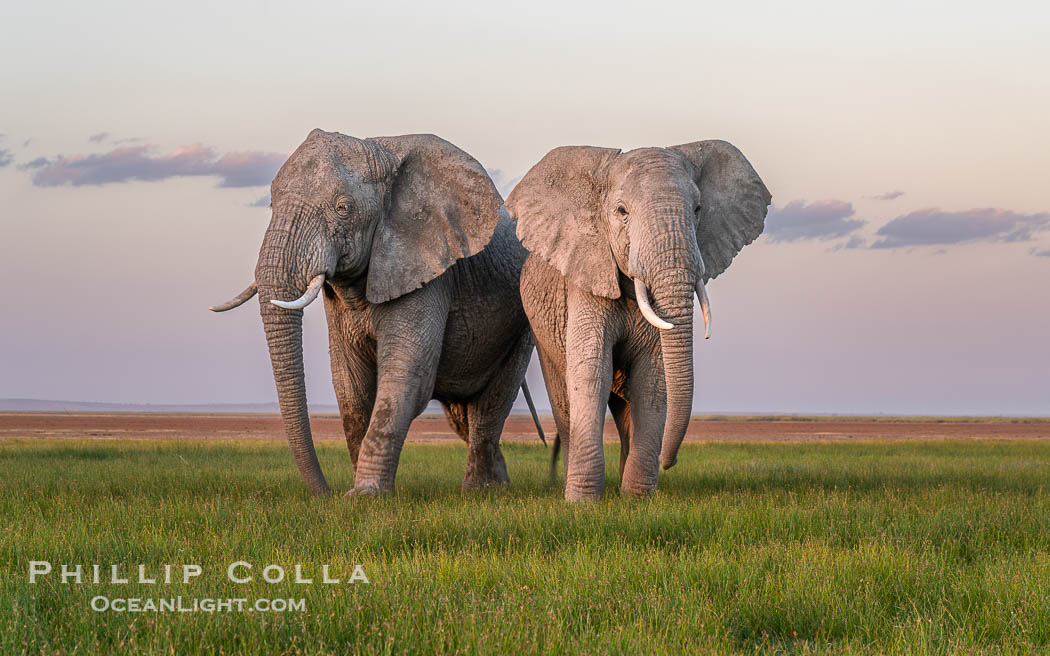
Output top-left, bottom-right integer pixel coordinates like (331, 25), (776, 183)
(3, 411), (1049, 445)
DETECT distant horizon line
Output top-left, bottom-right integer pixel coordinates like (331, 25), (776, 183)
(1, 398), (1046, 419)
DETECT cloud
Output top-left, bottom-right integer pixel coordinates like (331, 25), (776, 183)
(827, 235), (867, 252)
(842, 235), (866, 249)
(765, 199), (865, 243)
(88, 132), (110, 144)
(0, 149), (12, 168)
(871, 208), (1050, 249)
(1031, 248), (1050, 258)
(26, 143), (286, 188)
(249, 193), (271, 208)
(486, 168), (521, 198)
(868, 190), (905, 201)
(17, 157), (49, 170)
(209, 151), (287, 188)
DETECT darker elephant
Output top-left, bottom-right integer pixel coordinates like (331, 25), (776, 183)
(212, 130), (536, 495)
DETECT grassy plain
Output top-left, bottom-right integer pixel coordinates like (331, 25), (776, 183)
(4, 434), (1050, 654)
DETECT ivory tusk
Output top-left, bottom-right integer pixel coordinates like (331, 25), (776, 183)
(633, 278), (674, 330)
(271, 274), (325, 310)
(695, 278), (712, 339)
(209, 281), (258, 312)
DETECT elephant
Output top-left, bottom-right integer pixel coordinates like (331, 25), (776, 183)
(211, 129), (541, 495)
(505, 140), (771, 501)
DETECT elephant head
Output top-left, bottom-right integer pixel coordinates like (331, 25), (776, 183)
(212, 130), (503, 494)
(506, 140), (770, 470)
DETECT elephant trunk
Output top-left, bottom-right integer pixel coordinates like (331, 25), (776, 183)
(256, 220), (332, 495)
(630, 204), (700, 470)
(260, 302), (329, 494)
(652, 272), (695, 469)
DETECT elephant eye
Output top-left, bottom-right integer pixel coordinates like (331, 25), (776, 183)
(615, 203), (628, 217)
(334, 198), (351, 217)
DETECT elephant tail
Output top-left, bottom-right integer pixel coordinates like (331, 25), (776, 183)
(520, 381), (547, 447)
(549, 432), (561, 480)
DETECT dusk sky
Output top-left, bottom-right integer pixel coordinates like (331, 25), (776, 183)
(2, 0), (1048, 414)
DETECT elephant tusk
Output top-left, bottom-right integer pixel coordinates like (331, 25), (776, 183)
(209, 281), (258, 312)
(633, 278), (674, 330)
(271, 274), (325, 310)
(695, 278), (712, 339)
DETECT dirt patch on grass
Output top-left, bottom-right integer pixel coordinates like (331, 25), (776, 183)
(2, 412), (1048, 443)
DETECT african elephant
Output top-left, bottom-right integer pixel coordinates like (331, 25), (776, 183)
(211, 130), (537, 495)
(506, 140), (771, 501)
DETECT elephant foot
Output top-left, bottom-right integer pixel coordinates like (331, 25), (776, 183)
(344, 481), (390, 497)
(463, 443), (510, 491)
(619, 483), (657, 498)
(565, 485), (604, 502)
(462, 468), (510, 491)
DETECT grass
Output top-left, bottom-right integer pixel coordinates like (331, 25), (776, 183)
(3, 438), (1050, 655)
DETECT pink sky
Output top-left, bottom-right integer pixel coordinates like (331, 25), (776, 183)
(1, 0), (1048, 414)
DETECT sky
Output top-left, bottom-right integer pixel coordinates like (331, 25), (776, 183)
(1, 0), (1048, 415)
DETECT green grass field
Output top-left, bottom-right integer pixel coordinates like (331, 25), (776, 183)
(4, 438), (1050, 655)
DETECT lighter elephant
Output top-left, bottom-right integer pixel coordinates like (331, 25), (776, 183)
(506, 140), (771, 501)
(212, 130), (537, 495)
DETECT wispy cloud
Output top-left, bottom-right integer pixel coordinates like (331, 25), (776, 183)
(249, 193), (271, 208)
(868, 190), (905, 201)
(17, 157), (49, 170)
(486, 168), (521, 198)
(765, 199), (865, 243)
(0, 149), (13, 168)
(871, 208), (1050, 249)
(1031, 248), (1050, 258)
(86, 132), (141, 145)
(25, 143), (286, 188)
(209, 151), (286, 188)
(829, 235), (867, 251)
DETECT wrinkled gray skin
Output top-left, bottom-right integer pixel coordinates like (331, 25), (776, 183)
(219, 130), (533, 495)
(506, 141), (770, 501)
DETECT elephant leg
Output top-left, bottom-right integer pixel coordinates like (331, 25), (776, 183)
(608, 393), (632, 480)
(620, 356), (665, 497)
(327, 323), (377, 472)
(462, 333), (533, 490)
(462, 399), (511, 490)
(535, 346), (570, 480)
(349, 291), (449, 495)
(564, 297), (616, 501)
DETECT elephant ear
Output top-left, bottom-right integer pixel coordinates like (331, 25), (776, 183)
(669, 140), (771, 282)
(365, 134), (503, 304)
(506, 146), (623, 299)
